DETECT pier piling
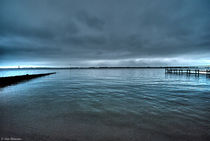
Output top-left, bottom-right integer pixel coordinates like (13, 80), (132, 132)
(165, 67), (210, 76)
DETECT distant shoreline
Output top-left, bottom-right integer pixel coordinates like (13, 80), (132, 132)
(0, 66), (209, 70)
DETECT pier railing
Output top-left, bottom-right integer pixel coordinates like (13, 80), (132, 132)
(165, 67), (210, 75)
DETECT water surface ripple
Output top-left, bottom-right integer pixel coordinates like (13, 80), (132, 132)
(0, 69), (210, 141)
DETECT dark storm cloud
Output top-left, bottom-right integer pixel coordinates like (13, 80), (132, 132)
(76, 11), (105, 31)
(0, 0), (210, 66)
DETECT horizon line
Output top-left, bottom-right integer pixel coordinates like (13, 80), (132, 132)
(1, 65), (210, 69)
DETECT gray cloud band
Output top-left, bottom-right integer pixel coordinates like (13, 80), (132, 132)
(0, 0), (210, 66)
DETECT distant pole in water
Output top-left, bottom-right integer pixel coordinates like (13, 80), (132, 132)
(18, 66), (20, 69)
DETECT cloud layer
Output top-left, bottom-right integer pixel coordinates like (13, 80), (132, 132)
(0, 0), (210, 67)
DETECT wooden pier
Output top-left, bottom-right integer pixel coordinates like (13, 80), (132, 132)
(165, 67), (210, 75)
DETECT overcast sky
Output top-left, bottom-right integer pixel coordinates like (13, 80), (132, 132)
(0, 0), (210, 67)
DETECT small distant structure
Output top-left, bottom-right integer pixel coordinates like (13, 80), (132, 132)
(165, 66), (210, 75)
(18, 66), (20, 69)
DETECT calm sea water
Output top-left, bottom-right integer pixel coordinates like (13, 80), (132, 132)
(0, 69), (210, 141)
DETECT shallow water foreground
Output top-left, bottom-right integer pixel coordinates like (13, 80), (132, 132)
(0, 69), (210, 141)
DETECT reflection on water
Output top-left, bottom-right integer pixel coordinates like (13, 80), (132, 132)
(0, 69), (210, 141)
